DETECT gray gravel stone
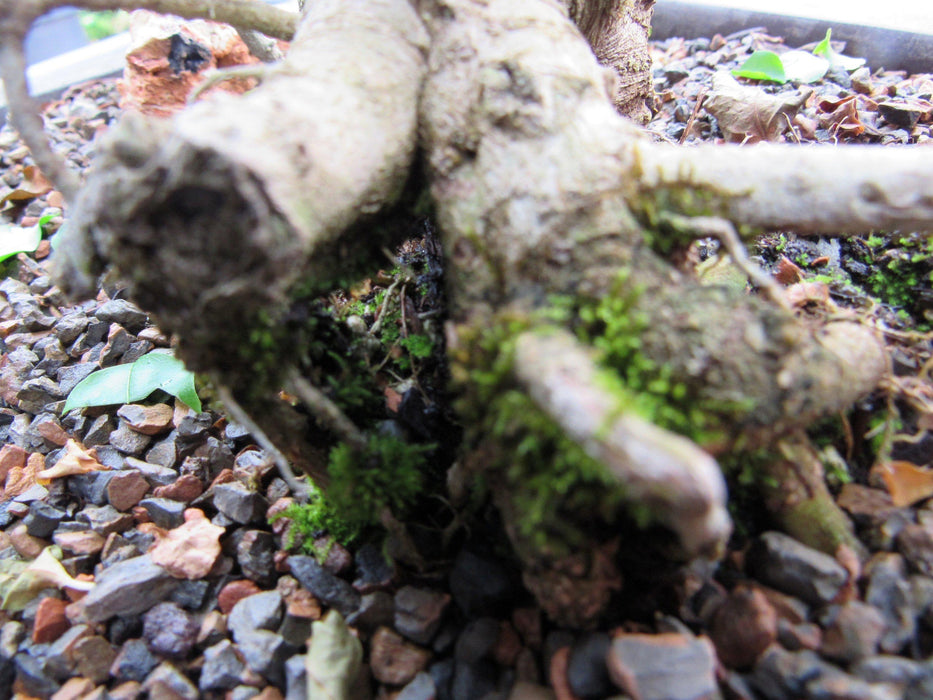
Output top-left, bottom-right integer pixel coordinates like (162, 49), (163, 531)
(169, 580), (210, 611)
(16, 376), (63, 413)
(82, 414), (114, 448)
(852, 655), (927, 686)
(13, 652), (60, 697)
(607, 633), (717, 700)
(43, 623), (92, 680)
(746, 531), (849, 607)
(109, 418), (152, 455)
(284, 653), (307, 700)
(227, 590), (284, 644)
(212, 481), (268, 525)
(81, 554), (178, 622)
(751, 646), (834, 700)
(55, 312), (90, 345)
(200, 640), (245, 692)
(454, 617), (499, 664)
(865, 553), (916, 654)
(429, 658), (455, 700)
(449, 549), (514, 617)
(398, 672), (437, 700)
(451, 658), (498, 700)
(803, 665), (901, 700)
(143, 602), (198, 659)
(289, 555), (361, 618)
(395, 586), (451, 646)
(124, 456), (177, 486)
(347, 591), (395, 632)
(23, 413), (64, 452)
(145, 433), (178, 468)
(23, 500), (65, 539)
(77, 503), (134, 535)
(142, 661), (199, 700)
(568, 632), (613, 699)
(110, 638), (159, 682)
(819, 601), (886, 664)
(236, 529), (276, 586)
(95, 299), (147, 332)
(237, 629), (293, 686)
(354, 541), (396, 592)
(139, 497), (186, 530)
(67, 470), (118, 505)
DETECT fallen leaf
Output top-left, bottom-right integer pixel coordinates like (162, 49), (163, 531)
(879, 461), (933, 507)
(705, 72), (810, 143)
(4, 452), (44, 499)
(775, 256), (803, 285)
(148, 508), (224, 579)
(1, 547), (95, 612)
(36, 440), (107, 483)
(0, 166), (53, 204)
(306, 610), (364, 700)
(818, 95), (864, 136)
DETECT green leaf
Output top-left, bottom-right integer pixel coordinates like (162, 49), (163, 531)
(813, 29), (832, 57)
(62, 363), (135, 413)
(732, 51), (787, 83)
(62, 350), (201, 413)
(780, 50), (829, 83)
(306, 611), (363, 700)
(0, 222), (41, 263)
(128, 351), (202, 412)
(812, 29), (866, 71)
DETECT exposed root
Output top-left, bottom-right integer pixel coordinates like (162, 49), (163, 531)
(216, 385), (309, 500)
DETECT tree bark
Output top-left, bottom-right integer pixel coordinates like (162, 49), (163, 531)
(14, 0), (926, 626)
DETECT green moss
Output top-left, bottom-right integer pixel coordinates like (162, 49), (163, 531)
(326, 434), (432, 528)
(270, 482), (362, 555)
(572, 274), (734, 446)
(454, 318), (628, 555)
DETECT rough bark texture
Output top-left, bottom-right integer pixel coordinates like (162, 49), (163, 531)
(569, 0), (655, 122)
(36, 0), (917, 626)
(57, 0), (427, 380)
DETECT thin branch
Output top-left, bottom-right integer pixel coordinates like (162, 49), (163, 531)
(633, 140), (933, 235)
(187, 64), (269, 104)
(512, 328), (731, 558)
(216, 384), (310, 500)
(7, 0), (297, 40)
(663, 213), (791, 311)
(286, 371), (369, 452)
(0, 39), (81, 199)
(236, 27), (285, 63)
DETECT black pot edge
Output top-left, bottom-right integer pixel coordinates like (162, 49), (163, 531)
(652, 1), (933, 74)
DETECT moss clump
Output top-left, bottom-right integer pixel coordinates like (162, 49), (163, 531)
(861, 233), (933, 329)
(271, 482), (362, 553)
(571, 274), (735, 447)
(326, 434), (432, 528)
(453, 316), (629, 556)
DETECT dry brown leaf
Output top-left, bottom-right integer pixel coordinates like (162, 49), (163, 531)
(704, 72), (810, 143)
(0, 166), (54, 204)
(4, 452), (44, 499)
(880, 461), (933, 507)
(818, 95), (865, 136)
(775, 256), (803, 286)
(36, 440), (107, 484)
(149, 508), (225, 579)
